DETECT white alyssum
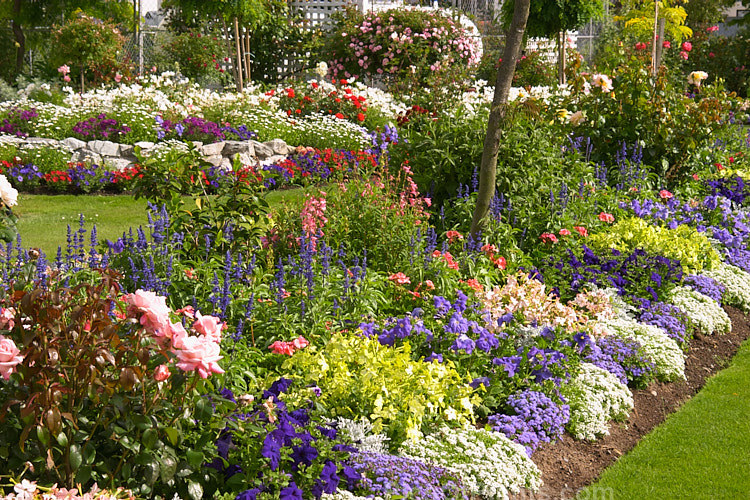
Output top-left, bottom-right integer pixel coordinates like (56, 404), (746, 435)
(399, 425), (542, 500)
(702, 263), (750, 312)
(564, 363), (633, 441)
(602, 317), (686, 381)
(333, 417), (390, 454)
(322, 492), (381, 500)
(670, 285), (731, 335)
(0, 174), (18, 208)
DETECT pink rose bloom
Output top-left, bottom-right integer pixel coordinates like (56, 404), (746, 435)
(169, 321), (188, 349)
(681, 41), (692, 52)
(0, 307), (14, 330)
(124, 290), (171, 337)
(659, 190), (674, 199)
(559, 228), (572, 236)
(175, 336), (224, 379)
(154, 364), (171, 381)
(679, 51), (689, 60)
(193, 311), (224, 343)
(57, 65), (70, 74)
(269, 341), (295, 355)
(114, 73), (122, 83)
(0, 334), (23, 380)
(292, 336), (310, 351)
(662, 40), (671, 49)
(707, 26), (719, 33)
(63, 75), (71, 82)
(598, 212), (615, 223)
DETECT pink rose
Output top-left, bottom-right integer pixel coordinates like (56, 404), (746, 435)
(154, 364), (171, 381)
(193, 311), (224, 343)
(169, 321), (188, 349)
(0, 335), (23, 380)
(681, 41), (692, 52)
(63, 75), (71, 82)
(0, 307), (14, 330)
(680, 51), (689, 60)
(124, 290), (171, 337)
(662, 40), (671, 49)
(114, 73), (122, 83)
(175, 336), (224, 379)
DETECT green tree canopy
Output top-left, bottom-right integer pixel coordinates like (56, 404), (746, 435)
(501, 0), (604, 38)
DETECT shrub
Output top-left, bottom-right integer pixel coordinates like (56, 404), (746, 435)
(164, 30), (229, 83)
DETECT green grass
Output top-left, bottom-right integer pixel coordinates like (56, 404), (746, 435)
(578, 337), (750, 500)
(14, 189), (307, 256)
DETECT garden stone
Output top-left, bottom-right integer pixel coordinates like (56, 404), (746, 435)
(265, 138), (293, 156)
(26, 137), (58, 147)
(201, 142), (225, 157)
(249, 140), (274, 160)
(134, 141), (155, 150)
(261, 154), (287, 166)
(192, 141), (204, 149)
(107, 158), (135, 171)
(220, 157), (233, 171)
(234, 152), (256, 166)
(204, 155), (224, 167)
(0, 135), (23, 145)
(88, 140), (120, 157)
(61, 137), (87, 151)
(222, 141), (251, 156)
(70, 150), (102, 165)
(119, 144), (134, 157)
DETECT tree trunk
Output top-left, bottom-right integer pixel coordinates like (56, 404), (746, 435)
(558, 31), (566, 85)
(234, 17), (243, 92)
(221, 17), (239, 90)
(470, 0), (531, 235)
(244, 29), (251, 83)
(11, 0), (24, 76)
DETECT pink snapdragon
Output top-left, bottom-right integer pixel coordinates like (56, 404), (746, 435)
(0, 334), (23, 380)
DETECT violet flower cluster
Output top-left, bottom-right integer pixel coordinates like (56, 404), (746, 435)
(637, 300), (692, 346)
(0, 106), (37, 137)
(488, 389), (570, 456)
(72, 113), (131, 141)
(579, 333), (655, 387)
(345, 450), (467, 499)
(683, 274), (726, 303)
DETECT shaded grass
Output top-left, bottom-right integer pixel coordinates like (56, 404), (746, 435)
(578, 337), (750, 500)
(13, 189), (307, 256)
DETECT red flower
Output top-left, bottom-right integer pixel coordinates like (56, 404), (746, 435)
(540, 232), (558, 244)
(357, 113), (365, 122)
(681, 41), (692, 52)
(334, 112), (344, 119)
(574, 226), (589, 237)
(635, 42), (647, 50)
(692, 174), (700, 181)
(662, 40), (671, 49)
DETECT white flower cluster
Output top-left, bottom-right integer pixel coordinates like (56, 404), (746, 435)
(564, 363), (634, 441)
(322, 492), (381, 500)
(702, 263), (750, 312)
(333, 417), (390, 454)
(602, 317), (686, 381)
(669, 285), (731, 334)
(399, 425), (542, 500)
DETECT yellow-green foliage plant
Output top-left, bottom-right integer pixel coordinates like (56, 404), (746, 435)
(282, 331), (480, 446)
(589, 217), (721, 272)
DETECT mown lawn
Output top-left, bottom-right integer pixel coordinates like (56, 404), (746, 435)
(578, 337), (750, 499)
(14, 189), (306, 256)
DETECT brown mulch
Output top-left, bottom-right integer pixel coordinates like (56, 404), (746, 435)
(515, 306), (750, 500)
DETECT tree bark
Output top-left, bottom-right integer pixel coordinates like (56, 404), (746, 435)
(470, 0), (531, 235)
(11, 0), (24, 76)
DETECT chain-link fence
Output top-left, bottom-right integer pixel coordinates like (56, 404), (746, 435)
(121, 29), (164, 75)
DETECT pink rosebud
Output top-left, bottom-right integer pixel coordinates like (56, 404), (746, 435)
(63, 75), (71, 82)
(679, 51), (689, 60)
(175, 336), (224, 378)
(598, 212), (615, 223)
(114, 73), (122, 83)
(154, 364), (171, 381)
(559, 228), (571, 236)
(659, 190), (673, 199)
(193, 311), (224, 343)
(0, 334), (23, 380)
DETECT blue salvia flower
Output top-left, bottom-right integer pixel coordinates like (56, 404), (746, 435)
(209, 271), (221, 313)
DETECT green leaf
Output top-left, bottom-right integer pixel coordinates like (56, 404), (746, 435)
(186, 449), (204, 468)
(55, 432), (68, 448)
(82, 443), (96, 465)
(159, 455), (177, 483)
(141, 428), (158, 450)
(75, 465), (92, 485)
(164, 427), (180, 447)
(69, 444), (82, 471)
